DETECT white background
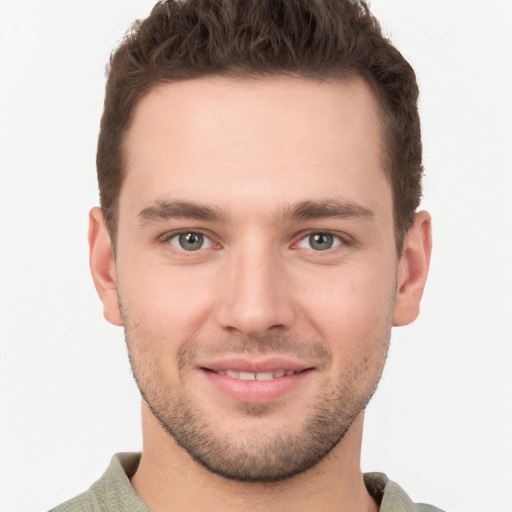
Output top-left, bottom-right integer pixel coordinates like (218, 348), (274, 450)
(0, 1), (511, 511)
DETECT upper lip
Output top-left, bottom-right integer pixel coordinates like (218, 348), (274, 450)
(199, 357), (313, 373)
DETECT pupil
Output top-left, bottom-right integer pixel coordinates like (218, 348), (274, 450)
(310, 233), (333, 250)
(179, 233), (203, 251)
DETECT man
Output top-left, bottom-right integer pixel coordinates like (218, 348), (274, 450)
(51, 0), (436, 510)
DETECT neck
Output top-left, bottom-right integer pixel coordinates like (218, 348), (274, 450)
(130, 404), (378, 512)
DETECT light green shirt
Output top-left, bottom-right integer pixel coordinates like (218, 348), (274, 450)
(49, 453), (445, 512)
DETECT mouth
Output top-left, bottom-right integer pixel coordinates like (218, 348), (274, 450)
(204, 368), (304, 381)
(198, 358), (314, 403)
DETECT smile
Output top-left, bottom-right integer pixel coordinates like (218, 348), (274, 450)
(200, 363), (313, 403)
(214, 369), (298, 381)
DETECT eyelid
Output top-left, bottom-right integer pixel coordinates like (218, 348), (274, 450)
(157, 228), (351, 252)
(159, 229), (220, 251)
(293, 230), (350, 250)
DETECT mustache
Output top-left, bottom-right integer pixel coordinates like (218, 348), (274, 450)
(177, 334), (331, 370)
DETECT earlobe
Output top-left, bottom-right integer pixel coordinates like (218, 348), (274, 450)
(393, 211), (432, 326)
(88, 207), (123, 326)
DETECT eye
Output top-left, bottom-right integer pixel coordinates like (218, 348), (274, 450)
(297, 232), (343, 251)
(167, 232), (213, 251)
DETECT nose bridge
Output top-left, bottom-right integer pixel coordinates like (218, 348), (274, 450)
(216, 234), (294, 337)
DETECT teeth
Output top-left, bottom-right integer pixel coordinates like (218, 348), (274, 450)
(218, 370), (297, 380)
(256, 372), (273, 381)
(239, 371), (256, 381)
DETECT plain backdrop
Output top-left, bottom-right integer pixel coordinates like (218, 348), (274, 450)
(1, 1), (511, 511)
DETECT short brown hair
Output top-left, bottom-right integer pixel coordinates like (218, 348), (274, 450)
(97, 0), (422, 252)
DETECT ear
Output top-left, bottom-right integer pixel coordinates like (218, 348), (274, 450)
(393, 211), (432, 326)
(88, 207), (123, 326)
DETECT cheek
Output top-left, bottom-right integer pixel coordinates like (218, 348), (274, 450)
(116, 261), (217, 348)
(294, 260), (396, 344)
(306, 268), (394, 387)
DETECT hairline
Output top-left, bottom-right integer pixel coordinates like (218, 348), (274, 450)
(105, 71), (404, 255)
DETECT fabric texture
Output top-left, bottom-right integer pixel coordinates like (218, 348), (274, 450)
(49, 454), (150, 512)
(49, 453), (445, 512)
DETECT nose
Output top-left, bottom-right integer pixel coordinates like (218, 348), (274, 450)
(216, 241), (295, 338)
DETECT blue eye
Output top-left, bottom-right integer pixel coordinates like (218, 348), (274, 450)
(168, 232), (212, 251)
(297, 232), (343, 251)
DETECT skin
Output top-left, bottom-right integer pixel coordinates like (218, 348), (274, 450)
(89, 76), (431, 512)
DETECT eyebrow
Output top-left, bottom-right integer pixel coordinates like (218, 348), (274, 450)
(137, 198), (374, 224)
(285, 199), (375, 222)
(138, 200), (227, 223)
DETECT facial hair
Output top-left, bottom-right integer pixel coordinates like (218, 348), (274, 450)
(123, 320), (391, 483)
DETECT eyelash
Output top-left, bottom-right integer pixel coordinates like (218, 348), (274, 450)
(294, 230), (347, 251)
(160, 230), (218, 252)
(160, 229), (349, 253)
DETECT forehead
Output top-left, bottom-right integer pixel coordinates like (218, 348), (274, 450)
(121, 76), (390, 223)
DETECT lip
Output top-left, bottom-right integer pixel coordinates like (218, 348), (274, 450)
(200, 356), (311, 374)
(198, 357), (314, 403)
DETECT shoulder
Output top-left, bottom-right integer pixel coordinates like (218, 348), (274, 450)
(48, 488), (106, 512)
(364, 472), (446, 512)
(48, 453), (145, 512)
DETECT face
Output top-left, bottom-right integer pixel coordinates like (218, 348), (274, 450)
(90, 76), (430, 482)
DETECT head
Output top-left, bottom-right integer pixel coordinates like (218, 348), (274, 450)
(97, 0), (422, 254)
(89, 0), (431, 484)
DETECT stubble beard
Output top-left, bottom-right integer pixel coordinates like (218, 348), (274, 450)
(123, 322), (391, 484)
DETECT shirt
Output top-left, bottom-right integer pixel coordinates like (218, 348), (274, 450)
(49, 453), (445, 512)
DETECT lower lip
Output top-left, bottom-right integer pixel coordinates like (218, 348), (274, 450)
(201, 369), (312, 403)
